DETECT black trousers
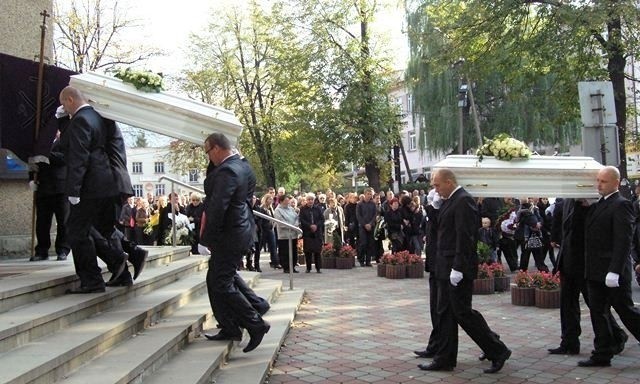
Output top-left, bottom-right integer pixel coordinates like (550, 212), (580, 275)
(559, 273), (625, 351)
(67, 197), (118, 288)
(357, 227), (376, 264)
(433, 278), (508, 366)
(304, 251), (321, 271)
(518, 243), (549, 272)
(424, 272), (440, 354)
(277, 239), (295, 272)
(498, 236), (518, 272)
(587, 279), (640, 361)
(206, 249), (267, 336)
(35, 194), (70, 256)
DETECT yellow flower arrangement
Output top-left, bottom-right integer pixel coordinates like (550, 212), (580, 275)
(476, 133), (531, 162)
(114, 67), (164, 93)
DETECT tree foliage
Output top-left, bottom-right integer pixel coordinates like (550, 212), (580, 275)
(406, 0), (640, 176)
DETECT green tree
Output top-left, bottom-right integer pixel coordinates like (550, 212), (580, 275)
(406, 0), (640, 178)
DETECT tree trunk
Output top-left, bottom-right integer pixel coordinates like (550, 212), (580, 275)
(365, 159), (381, 191)
(607, 15), (628, 180)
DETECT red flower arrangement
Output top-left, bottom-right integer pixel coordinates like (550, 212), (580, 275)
(320, 243), (335, 258)
(477, 263), (494, 279)
(538, 271), (560, 290)
(338, 244), (357, 258)
(514, 270), (532, 288)
(489, 263), (505, 277)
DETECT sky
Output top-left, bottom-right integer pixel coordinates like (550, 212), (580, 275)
(126, 0), (409, 77)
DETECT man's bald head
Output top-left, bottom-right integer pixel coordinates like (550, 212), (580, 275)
(59, 86), (88, 116)
(596, 165), (620, 197)
(431, 168), (458, 199)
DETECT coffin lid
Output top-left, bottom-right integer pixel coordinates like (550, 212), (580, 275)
(432, 155), (604, 198)
(69, 72), (243, 145)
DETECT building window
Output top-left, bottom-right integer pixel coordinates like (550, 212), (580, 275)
(407, 94), (413, 113)
(133, 184), (144, 197)
(132, 162), (143, 174)
(154, 161), (164, 174)
(408, 131), (417, 151)
(155, 184), (165, 197)
(189, 169), (199, 183)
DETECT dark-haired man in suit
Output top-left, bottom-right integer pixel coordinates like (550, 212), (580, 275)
(201, 133), (270, 353)
(418, 168), (511, 374)
(579, 166), (640, 367)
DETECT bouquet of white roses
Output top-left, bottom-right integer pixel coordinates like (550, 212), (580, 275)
(164, 213), (193, 245)
(114, 67), (164, 93)
(476, 133), (531, 161)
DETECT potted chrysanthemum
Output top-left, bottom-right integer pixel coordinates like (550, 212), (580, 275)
(511, 270), (535, 306)
(534, 271), (561, 309)
(472, 263), (495, 294)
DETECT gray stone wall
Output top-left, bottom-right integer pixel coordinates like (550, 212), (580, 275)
(0, 0), (54, 257)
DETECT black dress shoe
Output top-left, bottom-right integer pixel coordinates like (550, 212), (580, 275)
(316, 270), (322, 273)
(478, 353), (487, 361)
(577, 358), (611, 367)
(29, 254), (49, 261)
(484, 349), (511, 374)
(243, 322), (270, 353)
(417, 362), (454, 371)
(204, 332), (242, 341)
(56, 252), (68, 261)
(306, 269), (311, 273)
(110, 253), (129, 282)
(105, 278), (133, 287)
(255, 267), (262, 273)
(414, 349), (436, 358)
(130, 247), (148, 280)
(66, 286), (106, 294)
(613, 331), (628, 354)
(548, 346), (579, 355)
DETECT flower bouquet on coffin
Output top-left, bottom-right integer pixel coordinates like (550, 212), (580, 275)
(164, 213), (193, 246)
(491, 263), (510, 292)
(534, 271), (561, 309)
(114, 67), (164, 93)
(511, 270), (535, 306)
(320, 243), (336, 269)
(473, 263), (494, 294)
(476, 133), (531, 162)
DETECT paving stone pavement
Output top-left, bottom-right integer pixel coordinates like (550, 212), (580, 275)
(259, 261), (640, 384)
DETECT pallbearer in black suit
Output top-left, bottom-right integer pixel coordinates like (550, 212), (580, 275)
(201, 133), (270, 353)
(547, 198), (626, 355)
(579, 166), (640, 367)
(418, 169), (511, 374)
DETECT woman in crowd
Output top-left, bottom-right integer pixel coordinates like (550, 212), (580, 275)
(299, 193), (324, 273)
(260, 194), (280, 269)
(157, 192), (185, 246)
(134, 199), (150, 245)
(274, 195), (300, 273)
(343, 192), (358, 247)
(384, 198), (405, 253)
(515, 198), (549, 272)
(406, 196), (426, 255)
(185, 192), (205, 254)
(323, 196), (345, 245)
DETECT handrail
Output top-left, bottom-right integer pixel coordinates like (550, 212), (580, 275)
(253, 209), (301, 290)
(158, 176), (204, 246)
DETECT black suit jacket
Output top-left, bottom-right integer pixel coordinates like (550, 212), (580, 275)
(59, 106), (117, 199)
(584, 191), (635, 283)
(433, 187), (479, 280)
(201, 154), (255, 254)
(555, 199), (588, 277)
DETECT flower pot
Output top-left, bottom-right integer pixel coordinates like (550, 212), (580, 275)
(386, 264), (405, 279)
(535, 288), (560, 309)
(511, 285), (535, 306)
(377, 263), (386, 277)
(494, 276), (511, 292)
(335, 257), (354, 269)
(406, 263), (425, 278)
(322, 256), (336, 269)
(473, 278), (495, 294)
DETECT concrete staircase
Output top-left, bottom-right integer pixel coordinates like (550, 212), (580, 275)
(0, 247), (304, 384)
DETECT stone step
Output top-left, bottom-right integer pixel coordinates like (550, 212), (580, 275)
(0, 269), (212, 384)
(143, 283), (303, 384)
(58, 277), (281, 384)
(0, 253), (207, 354)
(0, 246), (192, 313)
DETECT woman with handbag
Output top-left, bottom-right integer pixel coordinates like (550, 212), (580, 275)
(515, 198), (549, 272)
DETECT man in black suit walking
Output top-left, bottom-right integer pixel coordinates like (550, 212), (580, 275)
(418, 168), (511, 374)
(548, 198), (626, 355)
(579, 166), (640, 367)
(201, 133), (270, 353)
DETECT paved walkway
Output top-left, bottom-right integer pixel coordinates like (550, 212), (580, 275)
(260, 261), (640, 384)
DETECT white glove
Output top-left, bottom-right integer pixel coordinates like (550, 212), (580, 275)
(605, 272), (619, 288)
(197, 243), (210, 255)
(29, 180), (38, 192)
(432, 192), (443, 209)
(68, 196), (80, 205)
(55, 105), (68, 119)
(450, 269), (463, 286)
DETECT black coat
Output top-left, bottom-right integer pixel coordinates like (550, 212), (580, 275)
(299, 204), (325, 252)
(32, 138), (66, 197)
(59, 106), (118, 199)
(554, 199), (588, 277)
(585, 192), (635, 283)
(201, 154), (255, 254)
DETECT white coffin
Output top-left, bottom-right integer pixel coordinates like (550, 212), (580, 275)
(69, 72), (243, 145)
(433, 155), (603, 198)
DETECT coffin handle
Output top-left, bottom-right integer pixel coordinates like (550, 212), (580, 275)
(576, 184), (595, 188)
(465, 183), (488, 187)
(88, 99), (110, 107)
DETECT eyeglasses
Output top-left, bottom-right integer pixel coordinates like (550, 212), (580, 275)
(204, 145), (216, 154)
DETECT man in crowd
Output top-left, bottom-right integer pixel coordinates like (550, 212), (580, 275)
(201, 133), (270, 353)
(579, 166), (640, 367)
(356, 187), (377, 267)
(419, 168), (510, 374)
